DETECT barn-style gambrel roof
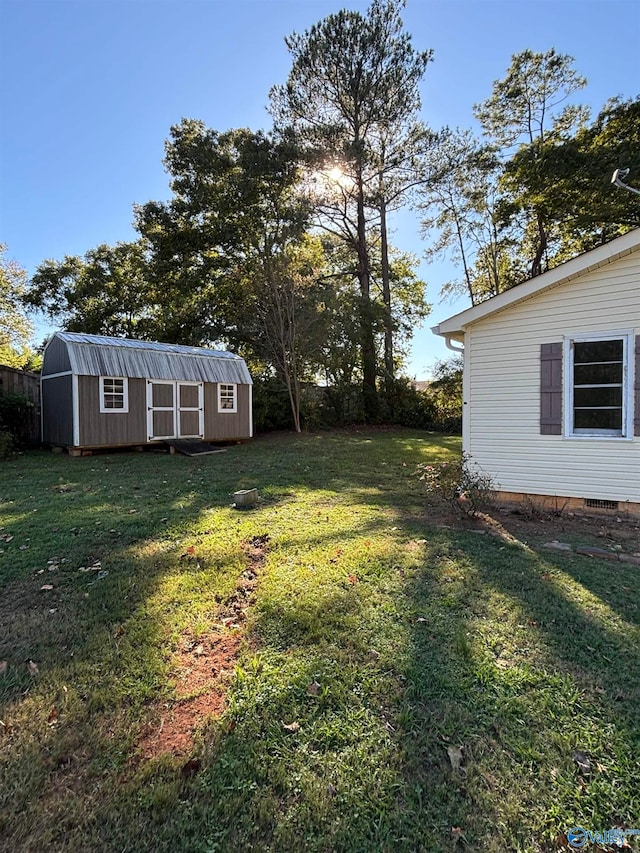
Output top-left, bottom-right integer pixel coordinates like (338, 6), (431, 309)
(44, 332), (252, 385)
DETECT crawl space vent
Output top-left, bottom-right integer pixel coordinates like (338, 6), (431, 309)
(584, 498), (618, 511)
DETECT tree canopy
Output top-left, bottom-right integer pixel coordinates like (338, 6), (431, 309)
(21, 10), (640, 428)
(270, 0), (432, 415)
(0, 245), (34, 368)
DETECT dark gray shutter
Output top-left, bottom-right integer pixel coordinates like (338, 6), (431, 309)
(540, 342), (563, 435)
(635, 336), (640, 437)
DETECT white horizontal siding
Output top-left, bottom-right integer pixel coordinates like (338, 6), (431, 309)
(465, 250), (640, 504)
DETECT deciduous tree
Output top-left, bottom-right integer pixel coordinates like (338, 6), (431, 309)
(475, 49), (588, 277)
(27, 241), (153, 338)
(0, 245), (34, 367)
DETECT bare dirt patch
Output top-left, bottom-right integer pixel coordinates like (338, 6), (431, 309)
(137, 632), (242, 758)
(431, 502), (640, 555)
(136, 534), (270, 760)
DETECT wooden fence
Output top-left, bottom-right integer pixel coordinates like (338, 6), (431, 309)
(0, 366), (41, 444)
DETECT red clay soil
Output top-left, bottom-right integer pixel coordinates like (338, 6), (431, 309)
(136, 535), (269, 760)
(137, 631), (243, 758)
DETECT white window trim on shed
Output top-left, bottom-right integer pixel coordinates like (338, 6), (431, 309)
(218, 383), (237, 413)
(99, 376), (129, 413)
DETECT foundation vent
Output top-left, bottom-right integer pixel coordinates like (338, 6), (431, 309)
(584, 498), (618, 511)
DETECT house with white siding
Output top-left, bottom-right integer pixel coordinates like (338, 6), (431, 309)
(432, 228), (640, 518)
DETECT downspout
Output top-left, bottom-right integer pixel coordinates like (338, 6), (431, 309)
(444, 336), (464, 353)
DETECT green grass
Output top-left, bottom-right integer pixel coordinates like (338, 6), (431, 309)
(1, 429), (638, 852)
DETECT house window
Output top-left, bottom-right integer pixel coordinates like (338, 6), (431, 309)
(100, 377), (129, 413)
(564, 333), (632, 438)
(218, 383), (237, 413)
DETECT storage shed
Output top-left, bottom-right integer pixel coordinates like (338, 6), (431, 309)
(41, 332), (253, 450)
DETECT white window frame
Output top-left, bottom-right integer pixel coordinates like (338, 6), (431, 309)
(99, 376), (129, 413)
(218, 383), (237, 413)
(563, 331), (633, 440)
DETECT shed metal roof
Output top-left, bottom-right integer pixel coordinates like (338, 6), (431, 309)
(54, 333), (252, 384)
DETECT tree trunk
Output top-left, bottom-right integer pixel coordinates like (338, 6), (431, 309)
(531, 209), (548, 277)
(356, 171), (378, 421)
(357, 161), (378, 421)
(379, 193), (394, 392)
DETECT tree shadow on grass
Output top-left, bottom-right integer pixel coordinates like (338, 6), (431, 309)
(0, 430), (463, 852)
(394, 523), (640, 852)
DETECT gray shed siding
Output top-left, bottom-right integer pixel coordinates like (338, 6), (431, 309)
(204, 384), (251, 440)
(42, 335), (71, 375)
(78, 377), (147, 447)
(41, 376), (73, 446)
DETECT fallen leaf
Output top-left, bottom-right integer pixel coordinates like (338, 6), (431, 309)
(447, 745), (464, 771)
(282, 721), (300, 732)
(47, 708), (59, 727)
(186, 546), (195, 555)
(306, 680), (320, 696)
(27, 660), (39, 676)
(451, 826), (467, 842)
(0, 661), (7, 677)
(194, 644), (205, 657)
(347, 575), (358, 585)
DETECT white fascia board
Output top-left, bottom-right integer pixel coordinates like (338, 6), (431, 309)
(434, 229), (640, 337)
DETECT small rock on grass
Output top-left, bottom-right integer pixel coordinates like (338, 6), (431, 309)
(542, 541), (573, 551)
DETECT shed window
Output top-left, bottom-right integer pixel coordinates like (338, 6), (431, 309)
(218, 383), (237, 413)
(564, 333), (632, 438)
(100, 377), (129, 413)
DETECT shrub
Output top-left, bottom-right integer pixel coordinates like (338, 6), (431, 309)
(251, 376), (295, 433)
(416, 452), (497, 515)
(0, 428), (13, 459)
(378, 377), (437, 429)
(0, 390), (36, 453)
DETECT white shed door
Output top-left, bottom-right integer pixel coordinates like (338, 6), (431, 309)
(177, 382), (204, 438)
(147, 381), (204, 441)
(147, 381), (176, 440)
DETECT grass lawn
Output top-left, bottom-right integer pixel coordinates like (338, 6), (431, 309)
(1, 428), (639, 852)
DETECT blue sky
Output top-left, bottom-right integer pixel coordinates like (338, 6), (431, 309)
(1, 0), (638, 376)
